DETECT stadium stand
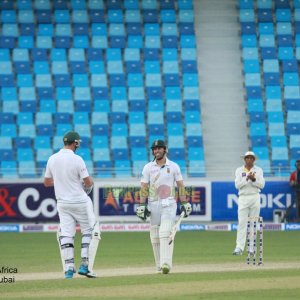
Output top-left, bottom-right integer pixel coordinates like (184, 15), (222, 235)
(239, 0), (300, 176)
(0, 0), (204, 178)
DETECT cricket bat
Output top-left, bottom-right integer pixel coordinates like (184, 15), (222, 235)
(168, 211), (185, 245)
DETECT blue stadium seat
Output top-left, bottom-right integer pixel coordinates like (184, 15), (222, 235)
(261, 47), (277, 59)
(287, 123), (300, 135)
(129, 123), (146, 136)
(253, 147), (269, 160)
(73, 112), (89, 124)
(167, 123), (183, 136)
(55, 122), (72, 134)
(131, 148), (148, 161)
(290, 135), (300, 148)
(269, 123), (286, 136)
(186, 123), (202, 136)
(250, 123), (267, 136)
(282, 59), (298, 72)
(169, 148), (185, 160)
(168, 136), (185, 148)
(187, 136), (203, 147)
(285, 99), (300, 110)
(268, 112), (284, 123)
(76, 101), (91, 112)
(178, 22), (194, 35)
(37, 124), (53, 136)
(249, 112), (265, 122)
(166, 112), (182, 123)
(248, 99), (264, 112)
(92, 136), (108, 149)
(90, 112), (108, 125)
(264, 73), (280, 85)
(94, 161), (113, 178)
(1, 124), (17, 137)
(112, 124), (128, 136)
(251, 136), (268, 147)
(36, 149), (53, 164)
(256, 159), (272, 175)
(18, 161), (37, 178)
(270, 136), (287, 147)
(34, 136), (51, 149)
(114, 160), (132, 177)
(128, 112), (144, 124)
(258, 22), (274, 34)
(179, 10), (194, 23)
(111, 136), (128, 150)
(148, 112), (164, 124)
(35, 112), (52, 125)
(0, 149), (14, 161)
(0, 161), (17, 178)
(188, 160), (205, 177)
(0, 136), (12, 149)
(129, 136), (146, 148)
(0, 112), (14, 124)
(188, 147), (204, 160)
(166, 100), (182, 112)
(17, 148), (34, 161)
(241, 22), (256, 34)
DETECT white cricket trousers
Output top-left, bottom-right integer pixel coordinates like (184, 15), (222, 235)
(148, 199), (177, 226)
(57, 200), (96, 236)
(236, 194), (260, 251)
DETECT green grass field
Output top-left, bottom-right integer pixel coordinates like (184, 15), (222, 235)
(1, 231), (299, 299)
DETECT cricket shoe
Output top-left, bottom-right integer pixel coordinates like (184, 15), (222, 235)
(78, 264), (97, 278)
(156, 267), (162, 274)
(78, 264), (88, 276)
(232, 247), (243, 256)
(65, 267), (75, 279)
(161, 263), (170, 274)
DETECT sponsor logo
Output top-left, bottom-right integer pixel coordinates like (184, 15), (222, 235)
(22, 224), (44, 232)
(228, 193), (293, 209)
(99, 223), (150, 232)
(100, 186), (206, 216)
(285, 223), (300, 231)
(0, 188), (17, 217)
(206, 224), (230, 231)
(263, 223), (282, 231)
(0, 225), (19, 232)
(180, 224), (205, 231)
(18, 188), (57, 218)
(44, 224), (60, 232)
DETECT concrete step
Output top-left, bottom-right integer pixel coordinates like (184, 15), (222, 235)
(196, 0), (249, 179)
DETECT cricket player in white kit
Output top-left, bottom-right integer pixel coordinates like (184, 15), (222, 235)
(44, 131), (100, 279)
(136, 140), (192, 274)
(232, 151), (265, 255)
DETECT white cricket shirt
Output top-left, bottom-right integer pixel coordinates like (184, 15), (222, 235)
(141, 158), (183, 201)
(44, 149), (90, 203)
(235, 165), (265, 196)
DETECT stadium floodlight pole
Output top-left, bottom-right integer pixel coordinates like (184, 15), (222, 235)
(168, 211), (185, 245)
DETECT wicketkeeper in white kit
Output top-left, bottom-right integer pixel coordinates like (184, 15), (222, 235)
(44, 131), (100, 279)
(136, 140), (192, 274)
(232, 151), (265, 255)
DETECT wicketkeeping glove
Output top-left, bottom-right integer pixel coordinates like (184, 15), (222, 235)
(136, 204), (151, 221)
(180, 202), (192, 218)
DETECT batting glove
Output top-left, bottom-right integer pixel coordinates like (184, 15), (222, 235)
(82, 183), (93, 195)
(180, 202), (192, 218)
(136, 204), (150, 221)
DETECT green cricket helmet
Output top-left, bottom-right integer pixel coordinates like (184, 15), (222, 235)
(151, 140), (167, 150)
(63, 131), (81, 144)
